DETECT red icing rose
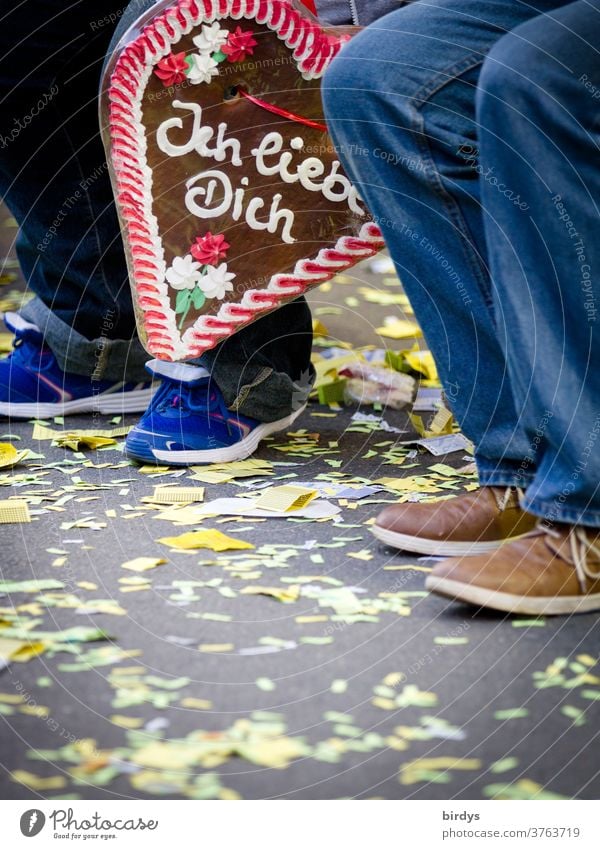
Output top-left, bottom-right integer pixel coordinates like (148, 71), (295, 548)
(154, 52), (188, 86)
(190, 232), (230, 265)
(222, 27), (257, 63)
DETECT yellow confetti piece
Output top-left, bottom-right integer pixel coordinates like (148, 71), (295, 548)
(0, 499), (30, 524)
(189, 458), (273, 483)
(110, 715), (145, 729)
(20, 704), (49, 718)
(0, 693), (25, 704)
(32, 423), (130, 441)
(121, 556), (167, 573)
(383, 672), (406, 687)
(404, 349), (438, 381)
(241, 585), (300, 603)
(358, 287), (411, 307)
(295, 615), (328, 624)
(158, 529), (254, 552)
(55, 434), (117, 451)
(254, 484), (318, 513)
(347, 550), (373, 561)
(375, 477), (442, 494)
(0, 442), (30, 469)
(180, 697), (213, 710)
(376, 319), (423, 340)
(409, 407), (454, 439)
(372, 697), (396, 710)
(383, 565), (432, 573)
(399, 757), (481, 786)
(144, 486), (205, 504)
(198, 643), (234, 653)
(312, 319), (330, 337)
(76, 581), (98, 591)
(11, 770), (67, 791)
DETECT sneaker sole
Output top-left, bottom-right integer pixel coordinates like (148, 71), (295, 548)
(425, 575), (600, 615)
(0, 388), (156, 418)
(137, 404), (307, 466)
(371, 524), (512, 557)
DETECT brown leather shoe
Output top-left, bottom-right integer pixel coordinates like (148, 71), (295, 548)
(426, 523), (600, 615)
(372, 486), (538, 556)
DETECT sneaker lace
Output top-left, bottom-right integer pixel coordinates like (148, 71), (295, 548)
(154, 376), (233, 430)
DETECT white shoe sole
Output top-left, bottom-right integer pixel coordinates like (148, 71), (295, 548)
(0, 387), (155, 418)
(150, 404), (307, 465)
(371, 523), (512, 557)
(425, 575), (600, 615)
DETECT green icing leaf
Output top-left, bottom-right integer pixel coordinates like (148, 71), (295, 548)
(175, 288), (192, 315)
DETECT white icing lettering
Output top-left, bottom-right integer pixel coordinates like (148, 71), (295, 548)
(185, 169), (296, 243)
(251, 132), (365, 214)
(185, 170), (232, 218)
(156, 100), (242, 166)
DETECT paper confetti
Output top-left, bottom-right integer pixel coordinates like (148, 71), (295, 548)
(158, 530), (255, 551)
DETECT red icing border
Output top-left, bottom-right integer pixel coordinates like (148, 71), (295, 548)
(107, 0), (384, 360)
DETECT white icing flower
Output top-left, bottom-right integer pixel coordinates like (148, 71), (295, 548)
(199, 263), (235, 300)
(165, 255), (203, 290)
(193, 22), (229, 54)
(187, 52), (220, 85)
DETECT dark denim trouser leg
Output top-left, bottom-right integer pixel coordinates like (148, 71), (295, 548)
(0, 0), (149, 380)
(477, 0), (600, 526)
(322, 0), (569, 483)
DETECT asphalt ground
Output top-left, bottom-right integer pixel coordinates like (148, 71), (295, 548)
(0, 212), (599, 801)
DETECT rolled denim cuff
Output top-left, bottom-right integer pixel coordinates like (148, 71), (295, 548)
(20, 296), (149, 382)
(195, 351), (315, 423)
(475, 455), (536, 490)
(520, 493), (600, 529)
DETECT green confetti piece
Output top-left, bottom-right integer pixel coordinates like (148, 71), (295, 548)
(145, 676), (190, 691)
(581, 689), (600, 700)
(484, 781), (566, 801)
(512, 618), (546, 627)
(490, 757), (519, 774)
(300, 636), (334, 645)
(560, 705), (586, 726)
(333, 724), (362, 737)
(330, 679), (347, 694)
(494, 708), (529, 721)
(324, 711), (355, 724)
(317, 379), (347, 405)
(0, 579), (64, 593)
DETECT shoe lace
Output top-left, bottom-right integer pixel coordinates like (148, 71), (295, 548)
(544, 524), (600, 592)
(569, 527), (600, 591)
(154, 376), (233, 430)
(493, 485), (525, 511)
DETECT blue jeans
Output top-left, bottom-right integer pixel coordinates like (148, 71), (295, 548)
(323, 0), (600, 526)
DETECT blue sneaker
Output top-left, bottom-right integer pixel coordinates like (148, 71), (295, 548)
(125, 359), (306, 466)
(0, 312), (155, 418)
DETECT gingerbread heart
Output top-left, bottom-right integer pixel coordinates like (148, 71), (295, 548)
(102, 0), (383, 361)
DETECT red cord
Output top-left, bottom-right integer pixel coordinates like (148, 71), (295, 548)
(300, 0), (318, 14)
(237, 87), (328, 132)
